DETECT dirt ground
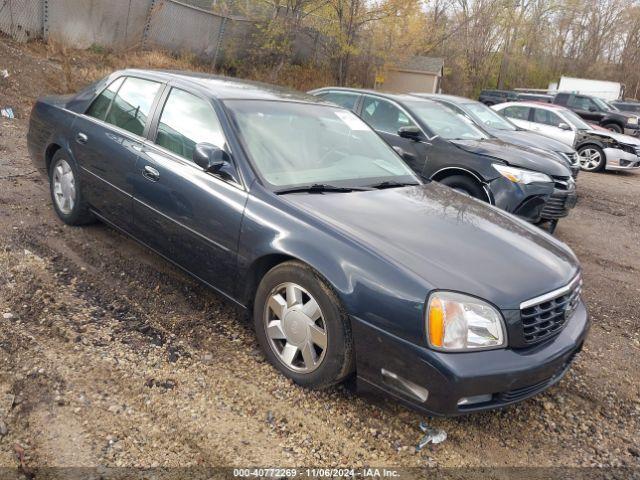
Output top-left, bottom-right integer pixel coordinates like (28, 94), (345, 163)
(0, 38), (639, 474)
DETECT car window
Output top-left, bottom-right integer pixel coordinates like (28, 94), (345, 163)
(85, 77), (125, 120)
(532, 108), (562, 127)
(319, 91), (359, 111)
(502, 105), (530, 121)
(361, 97), (416, 134)
(567, 95), (596, 111)
(104, 77), (161, 136)
(405, 100), (488, 140)
(155, 88), (226, 161)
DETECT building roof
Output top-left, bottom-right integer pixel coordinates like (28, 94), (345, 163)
(391, 56), (444, 75)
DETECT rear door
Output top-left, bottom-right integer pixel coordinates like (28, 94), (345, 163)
(358, 95), (430, 176)
(132, 86), (248, 296)
(73, 76), (163, 230)
(530, 107), (576, 145)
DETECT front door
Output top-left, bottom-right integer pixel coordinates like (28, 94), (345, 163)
(72, 76), (162, 230)
(530, 107), (576, 146)
(567, 95), (605, 123)
(132, 87), (247, 297)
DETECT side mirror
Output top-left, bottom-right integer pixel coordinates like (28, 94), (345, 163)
(588, 106), (598, 112)
(558, 122), (572, 131)
(398, 126), (424, 141)
(193, 143), (231, 173)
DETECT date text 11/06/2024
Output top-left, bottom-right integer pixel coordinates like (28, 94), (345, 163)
(233, 468), (401, 477)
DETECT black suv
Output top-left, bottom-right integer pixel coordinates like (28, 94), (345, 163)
(553, 93), (640, 136)
(478, 89), (519, 106)
(310, 88), (576, 231)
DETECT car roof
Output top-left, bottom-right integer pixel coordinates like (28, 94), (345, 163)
(310, 87), (440, 106)
(497, 101), (566, 110)
(410, 93), (476, 104)
(119, 69), (325, 103)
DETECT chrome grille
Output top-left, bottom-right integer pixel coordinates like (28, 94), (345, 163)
(520, 276), (582, 344)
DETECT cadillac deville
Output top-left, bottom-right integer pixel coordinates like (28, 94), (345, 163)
(27, 70), (589, 415)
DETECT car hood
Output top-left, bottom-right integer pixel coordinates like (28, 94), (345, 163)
(450, 138), (572, 177)
(587, 129), (640, 146)
(490, 129), (575, 155)
(283, 183), (579, 309)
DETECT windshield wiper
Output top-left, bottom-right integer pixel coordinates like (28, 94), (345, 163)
(275, 183), (369, 195)
(368, 180), (420, 189)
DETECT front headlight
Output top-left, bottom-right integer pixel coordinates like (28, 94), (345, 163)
(426, 292), (506, 351)
(627, 117), (638, 125)
(493, 164), (552, 184)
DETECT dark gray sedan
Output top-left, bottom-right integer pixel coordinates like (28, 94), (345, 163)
(27, 70), (588, 415)
(413, 93), (581, 178)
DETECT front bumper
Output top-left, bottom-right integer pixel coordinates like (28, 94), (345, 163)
(604, 147), (640, 170)
(540, 180), (577, 221)
(623, 126), (640, 137)
(352, 301), (589, 416)
(488, 177), (554, 224)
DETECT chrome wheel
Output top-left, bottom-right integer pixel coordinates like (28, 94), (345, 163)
(52, 159), (76, 214)
(578, 148), (603, 171)
(264, 282), (327, 374)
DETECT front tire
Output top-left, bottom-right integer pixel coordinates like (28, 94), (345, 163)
(254, 261), (354, 389)
(603, 123), (622, 133)
(49, 151), (94, 225)
(438, 175), (487, 201)
(578, 145), (606, 172)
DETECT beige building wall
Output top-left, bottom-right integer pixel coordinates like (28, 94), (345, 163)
(381, 70), (439, 94)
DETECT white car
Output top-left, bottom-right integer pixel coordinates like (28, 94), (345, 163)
(493, 102), (640, 172)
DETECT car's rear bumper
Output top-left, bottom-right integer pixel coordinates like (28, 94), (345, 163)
(352, 301), (589, 416)
(604, 148), (640, 170)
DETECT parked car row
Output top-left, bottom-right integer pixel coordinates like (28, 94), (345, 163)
(310, 87), (577, 233)
(27, 70), (589, 416)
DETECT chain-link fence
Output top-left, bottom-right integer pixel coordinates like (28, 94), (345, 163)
(0, 0), (258, 66)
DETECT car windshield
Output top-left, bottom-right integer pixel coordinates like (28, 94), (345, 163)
(561, 109), (592, 130)
(224, 100), (418, 189)
(404, 101), (489, 140)
(592, 97), (613, 111)
(603, 100), (619, 111)
(461, 102), (517, 131)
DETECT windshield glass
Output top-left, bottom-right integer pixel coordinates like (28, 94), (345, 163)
(562, 109), (592, 130)
(404, 101), (489, 140)
(224, 100), (418, 189)
(592, 97), (613, 111)
(603, 100), (619, 111)
(462, 102), (517, 131)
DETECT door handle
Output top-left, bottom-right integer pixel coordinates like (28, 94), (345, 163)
(76, 132), (88, 144)
(142, 165), (160, 182)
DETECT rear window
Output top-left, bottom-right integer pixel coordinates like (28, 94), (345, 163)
(318, 91), (360, 111)
(105, 77), (161, 136)
(85, 77), (125, 120)
(502, 105), (530, 121)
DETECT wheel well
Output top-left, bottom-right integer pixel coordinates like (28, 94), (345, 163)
(45, 143), (62, 174)
(602, 121), (623, 129)
(242, 254), (297, 308)
(577, 143), (603, 152)
(429, 169), (491, 202)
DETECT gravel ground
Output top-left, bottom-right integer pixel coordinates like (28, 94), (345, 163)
(0, 39), (639, 474)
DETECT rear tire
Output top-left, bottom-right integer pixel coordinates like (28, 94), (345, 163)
(49, 151), (95, 225)
(603, 123), (622, 133)
(577, 145), (606, 172)
(253, 261), (354, 389)
(438, 175), (487, 202)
